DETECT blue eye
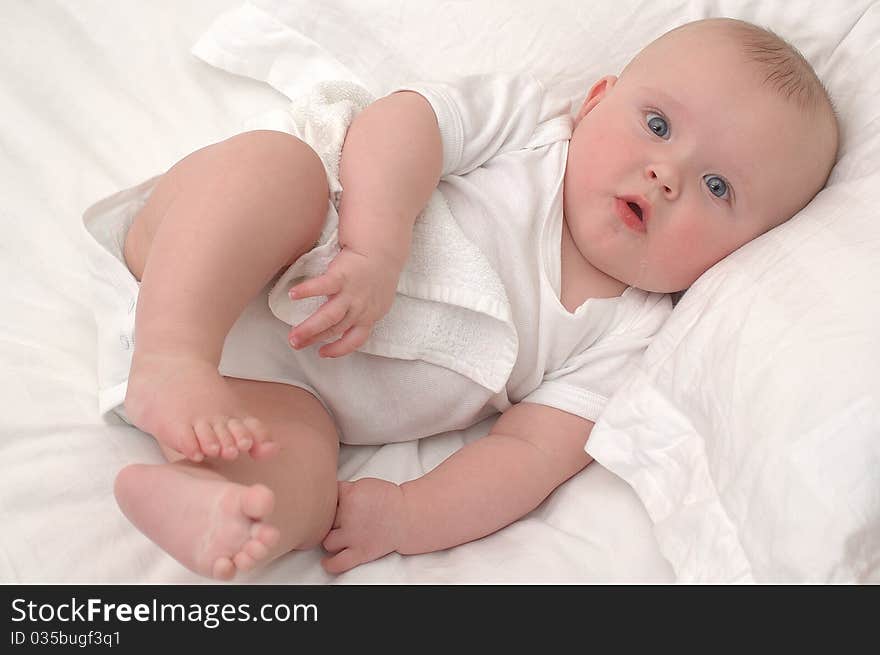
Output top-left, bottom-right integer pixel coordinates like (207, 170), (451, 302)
(704, 174), (729, 199)
(646, 112), (669, 139)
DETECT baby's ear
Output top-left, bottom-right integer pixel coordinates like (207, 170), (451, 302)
(574, 75), (617, 124)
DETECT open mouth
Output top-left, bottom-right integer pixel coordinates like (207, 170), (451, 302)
(627, 201), (643, 221)
(614, 197), (649, 232)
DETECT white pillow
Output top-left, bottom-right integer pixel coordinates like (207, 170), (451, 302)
(195, 0), (880, 582)
(588, 193), (880, 583)
(587, 2), (880, 583)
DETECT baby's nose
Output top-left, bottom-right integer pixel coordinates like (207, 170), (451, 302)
(645, 164), (679, 199)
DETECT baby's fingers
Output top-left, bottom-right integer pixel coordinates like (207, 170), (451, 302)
(318, 325), (371, 358)
(289, 301), (349, 349)
(321, 548), (363, 575)
(308, 314), (356, 347)
(288, 273), (342, 301)
(321, 528), (347, 554)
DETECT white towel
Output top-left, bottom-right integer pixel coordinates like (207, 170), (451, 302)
(253, 81), (518, 393)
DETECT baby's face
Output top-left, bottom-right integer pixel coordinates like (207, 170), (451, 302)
(563, 25), (836, 293)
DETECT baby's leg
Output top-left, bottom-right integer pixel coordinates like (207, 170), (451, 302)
(123, 130), (329, 461)
(114, 379), (339, 580)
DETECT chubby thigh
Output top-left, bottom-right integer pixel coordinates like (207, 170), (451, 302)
(220, 286), (498, 445)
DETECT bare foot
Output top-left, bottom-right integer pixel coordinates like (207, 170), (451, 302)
(124, 351), (276, 462)
(114, 463), (282, 579)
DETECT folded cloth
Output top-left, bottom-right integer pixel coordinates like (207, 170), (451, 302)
(255, 81), (519, 393)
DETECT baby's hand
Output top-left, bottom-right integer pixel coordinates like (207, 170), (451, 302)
(321, 478), (407, 574)
(287, 247), (400, 358)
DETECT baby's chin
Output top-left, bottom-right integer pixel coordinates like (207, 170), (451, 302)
(581, 240), (701, 295)
(624, 272), (695, 295)
(633, 284), (682, 295)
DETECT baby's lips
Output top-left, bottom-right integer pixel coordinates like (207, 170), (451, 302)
(618, 194), (652, 224)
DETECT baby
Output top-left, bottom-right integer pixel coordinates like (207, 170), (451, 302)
(104, 17), (837, 579)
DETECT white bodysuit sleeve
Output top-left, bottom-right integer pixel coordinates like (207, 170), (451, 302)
(395, 73), (567, 178)
(522, 292), (674, 423)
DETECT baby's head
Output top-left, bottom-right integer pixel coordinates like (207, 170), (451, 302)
(563, 18), (839, 293)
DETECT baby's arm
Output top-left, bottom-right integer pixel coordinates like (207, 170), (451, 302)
(287, 91), (442, 357)
(321, 403), (594, 573)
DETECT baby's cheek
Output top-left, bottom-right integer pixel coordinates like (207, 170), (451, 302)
(593, 127), (636, 173)
(653, 221), (722, 291)
(577, 115), (632, 175)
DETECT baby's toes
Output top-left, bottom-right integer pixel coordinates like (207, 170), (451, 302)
(244, 539), (269, 562)
(242, 417), (276, 459)
(167, 422), (204, 462)
(233, 551), (257, 572)
(212, 557), (236, 581)
(241, 416), (269, 443)
(241, 484), (275, 520)
(193, 418), (221, 458)
(212, 418), (240, 460)
(249, 441), (280, 460)
(243, 416), (270, 445)
(251, 523), (281, 550)
(227, 418), (253, 454)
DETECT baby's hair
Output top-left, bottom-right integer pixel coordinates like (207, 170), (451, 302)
(725, 19), (833, 114)
(664, 18), (840, 163)
(722, 18), (840, 166)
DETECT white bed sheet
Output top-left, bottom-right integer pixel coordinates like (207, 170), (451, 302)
(201, 0), (880, 584)
(0, 1), (673, 584)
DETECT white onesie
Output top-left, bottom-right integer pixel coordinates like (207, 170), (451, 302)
(82, 74), (672, 445)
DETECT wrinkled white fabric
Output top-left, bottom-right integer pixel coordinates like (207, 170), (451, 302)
(81, 73), (671, 446)
(7, 0), (879, 585)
